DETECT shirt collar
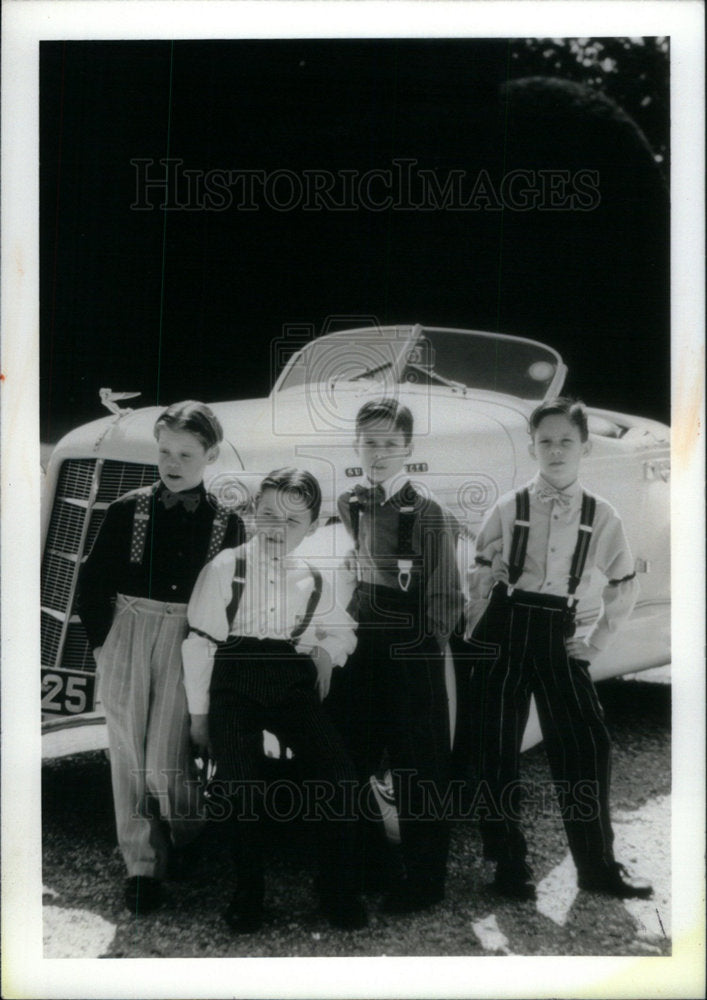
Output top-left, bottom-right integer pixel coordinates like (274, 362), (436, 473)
(249, 533), (305, 569)
(365, 474), (411, 504)
(529, 473), (583, 504)
(156, 480), (206, 497)
(249, 534), (282, 565)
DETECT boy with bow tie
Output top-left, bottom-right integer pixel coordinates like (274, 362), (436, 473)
(465, 397), (652, 902)
(334, 398), (463, 913)
(76, 401), (245, 915)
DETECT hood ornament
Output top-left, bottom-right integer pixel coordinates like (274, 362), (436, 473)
(93, 388), (142, 452)
(99, 388), (141, 417)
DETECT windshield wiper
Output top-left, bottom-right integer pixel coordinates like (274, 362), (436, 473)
(405, 362), (467, 391)
(349, 361), (394, 382)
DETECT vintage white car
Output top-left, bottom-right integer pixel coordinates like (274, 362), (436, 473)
(41, 323), (670, 757)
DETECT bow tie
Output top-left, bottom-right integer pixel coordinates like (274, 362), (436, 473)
(536, 484), (573, 509)
(161, 487), (201, 512)
(355, 483), (385, 507)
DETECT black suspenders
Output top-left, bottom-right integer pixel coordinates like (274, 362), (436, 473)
(224, 555), (323, 642)
(348, 488), (420, 591)
(348, 495), (362, 583)
(290, 565), (323, 641)
(226, 555), (248, 630)
(567, 493), (596, 607)
(507, 489), (531, 592)
(506, 488), (596, 605)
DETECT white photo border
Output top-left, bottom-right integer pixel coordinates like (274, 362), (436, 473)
(1, 2), (704, 998)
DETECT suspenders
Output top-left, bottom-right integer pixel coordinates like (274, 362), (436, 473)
(128, 483), (230, 567)
(129, 485), (156, 565)
(348, 486), (420, 592)
(224, 555), (323, 643)
(291, 566), (323, 641)
(506, 488), (596, 606)
(567, 493), (596, 607)
(507, 489), (531, 593)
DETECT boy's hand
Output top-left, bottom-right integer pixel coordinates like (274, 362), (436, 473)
(190, 714), (212, 757)
(311, 646), (334, 700)
(565, 636), (599, 665)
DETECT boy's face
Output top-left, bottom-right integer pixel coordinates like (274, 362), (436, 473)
(529, 413), (591, 489)
(156, 427), (217, 492)
(254, 487), (317, 554)
(354, 418), (411, 484)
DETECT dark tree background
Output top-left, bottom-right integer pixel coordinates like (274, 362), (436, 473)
(40, 37), (669, 442)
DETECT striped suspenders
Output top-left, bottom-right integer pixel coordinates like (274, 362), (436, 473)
(348, 488), (419, 592)
(506, 488), (596, 604)
(128, 483), (230, 567)
(225, 556), (323, 641)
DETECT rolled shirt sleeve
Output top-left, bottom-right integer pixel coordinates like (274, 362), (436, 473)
(586, 511), (639, 650)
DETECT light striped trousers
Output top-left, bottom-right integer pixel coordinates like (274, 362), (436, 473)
(98, 594), (204, 878)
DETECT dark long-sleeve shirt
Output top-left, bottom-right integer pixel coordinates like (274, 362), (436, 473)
(76, 481), (246, 649)
(337, 479), (463, 643)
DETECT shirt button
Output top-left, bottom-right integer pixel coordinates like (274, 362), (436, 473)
(166, 604), (173, 614)
(171, 584), (177, 591)
(550, 547), (556, 553)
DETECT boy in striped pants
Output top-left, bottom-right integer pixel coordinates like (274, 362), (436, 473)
(465, 397), (652, 901)
(77, 401), (245, 915)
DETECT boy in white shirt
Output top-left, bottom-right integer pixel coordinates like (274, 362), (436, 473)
(182, 468), (366, 932)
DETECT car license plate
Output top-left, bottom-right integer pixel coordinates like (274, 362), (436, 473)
(41, 668), (96, 715)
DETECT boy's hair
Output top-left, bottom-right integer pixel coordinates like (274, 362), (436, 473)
(257, 467), (322, 522)
(529, 397), (589, 442)
(153, 400), (223, 450)
(355, 398), (414, 446)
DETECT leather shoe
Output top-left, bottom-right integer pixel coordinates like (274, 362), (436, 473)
(124, 876), (162, 915)
(167, 828), (208, 881)
(223, 884), (264, 934)
(492, 860), (536, 901)
(320, 893), (369, 930)
(578, 862), (653, 899)
(381, 880), (444, 914)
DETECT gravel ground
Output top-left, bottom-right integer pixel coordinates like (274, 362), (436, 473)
(42, 678), (671, 958)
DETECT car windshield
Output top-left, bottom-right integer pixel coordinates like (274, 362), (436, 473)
(277, 326), (561, 400)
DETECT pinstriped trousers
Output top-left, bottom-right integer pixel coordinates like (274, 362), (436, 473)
(98, 594), (204, 878)
(469, 588), (615, 873)
(208, 637), (358, 899)
(330, 586), (451, 893)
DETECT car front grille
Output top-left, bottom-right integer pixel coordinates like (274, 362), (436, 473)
(41, 458), (158, 688)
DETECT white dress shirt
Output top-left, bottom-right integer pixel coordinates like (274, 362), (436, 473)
(466, 474), (639, 650)
(182, 536), (357, 714)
